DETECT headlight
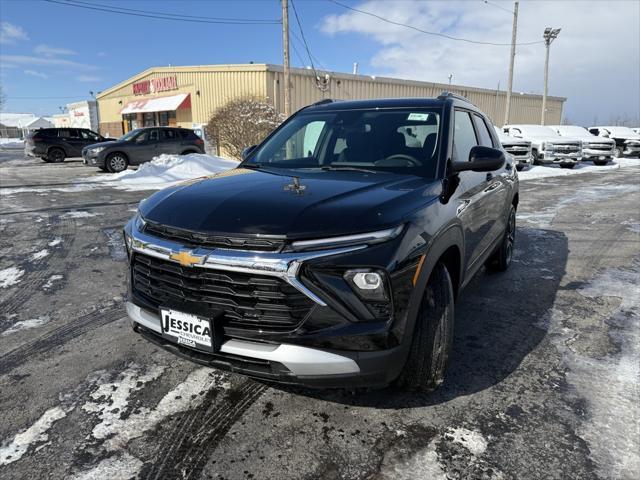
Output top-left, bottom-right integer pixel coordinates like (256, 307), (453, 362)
(344, 269), (389, 302)
(134, 212), (146, 232)
(90, 146), (106, 153)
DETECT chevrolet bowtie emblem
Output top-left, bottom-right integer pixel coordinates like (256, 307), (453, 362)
(169, 250), (205, 267)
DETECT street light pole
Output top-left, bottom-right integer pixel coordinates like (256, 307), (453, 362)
(541, 27), (561, 125)
(282, 0), (291, 118)
(503, 1), (518, 126)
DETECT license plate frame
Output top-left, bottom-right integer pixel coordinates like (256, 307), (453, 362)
(160, 308), (215, 353)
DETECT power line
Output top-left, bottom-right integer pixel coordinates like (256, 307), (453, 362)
(290, 0), (318, 75)
(43, 0), (281, 25)
(65, 0), (280, 23)
(483, 0), (513, 15)
(328, 0), (543, 46)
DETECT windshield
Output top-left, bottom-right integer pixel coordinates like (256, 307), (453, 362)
(515, 125), (559, 137)
(245, 109), (442, 178)
(555, 126), (589, 136)
(605, 126), (638, 136)
(119, 129), (142, 141)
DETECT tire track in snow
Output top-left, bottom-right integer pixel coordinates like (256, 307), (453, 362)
(142, 380), (268, 480)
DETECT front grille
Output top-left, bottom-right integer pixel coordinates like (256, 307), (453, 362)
(586, 143), (613, 151)
(552, 144), (580, 154)
(143, 221), (284, 252)
(132, 253), (315, 334)
(504, 145), (530, 157)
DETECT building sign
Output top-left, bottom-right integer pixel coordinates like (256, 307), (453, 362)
(133, 76), (178, 96)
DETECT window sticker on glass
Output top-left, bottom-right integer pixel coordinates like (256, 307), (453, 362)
(407, 113), (429, 121)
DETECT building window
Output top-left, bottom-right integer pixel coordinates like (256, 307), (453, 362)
(123, 113), (138, 132)
(158, 111), (176, 126)
(143, 112), (156, 127)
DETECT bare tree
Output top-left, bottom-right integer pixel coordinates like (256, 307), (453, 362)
(206, 97), (284, 159)
(0, 85), (6, 111)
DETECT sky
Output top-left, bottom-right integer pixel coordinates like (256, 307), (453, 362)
(0, 0), (638, 126)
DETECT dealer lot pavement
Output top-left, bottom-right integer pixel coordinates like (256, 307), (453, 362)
(0, 153), (638, 479)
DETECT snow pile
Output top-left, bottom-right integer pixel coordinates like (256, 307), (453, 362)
(86, 153), (239, 191)
(519, 157), (640, 181)
(0, 138), (24, 148)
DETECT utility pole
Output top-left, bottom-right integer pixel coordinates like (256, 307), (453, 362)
(541, 27), (561, 125)
(282, 0), (291, 118)
(503, 1), (518, 126)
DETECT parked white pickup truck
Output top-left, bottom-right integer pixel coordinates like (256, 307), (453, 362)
(493, 126), (532, 171)
(503, 124), (582, 168)
(588, 126), (640, 158)
(550, 125), (615, 166)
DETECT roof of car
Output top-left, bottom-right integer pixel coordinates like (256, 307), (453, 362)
(303, 95), (475, 112)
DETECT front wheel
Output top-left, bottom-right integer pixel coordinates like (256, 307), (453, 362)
(593, 159), (609, 166)
(560, 162), (576, 169)
(395, 262), (455, 392)
(613, 146), (624, 158)
(487, 205), (516, 272)
(106, 153), (128, 173)
(516, 164), (525, 171)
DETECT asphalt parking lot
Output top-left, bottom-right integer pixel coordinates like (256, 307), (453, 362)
(0, 151), (638, 480)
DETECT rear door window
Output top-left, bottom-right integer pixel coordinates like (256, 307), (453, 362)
(161, 129), (177, 141)
(58, 129), (73, 138)
(453, 111), (478, 162)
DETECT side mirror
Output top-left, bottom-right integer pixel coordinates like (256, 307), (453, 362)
(452, 146), (505, 173)
(241, 145), (257, 160)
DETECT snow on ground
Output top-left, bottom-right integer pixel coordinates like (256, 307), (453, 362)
(1, 316), (51, 337)
(0, 138), (24, 148)
(85, 153), (239, 191)
(0, 266), (24, 288)
(518, 157), (640, 181)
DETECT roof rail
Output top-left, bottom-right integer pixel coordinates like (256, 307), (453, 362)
(437, 91), (472, 103)
(311, 98), (335, 106)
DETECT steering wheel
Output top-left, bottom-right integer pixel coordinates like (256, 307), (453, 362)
(375, 154), (420, 167)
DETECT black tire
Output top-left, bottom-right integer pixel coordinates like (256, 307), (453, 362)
(395, 262), (455, 392)
(47, 148), (65, 163)
(98, 166), (109, 172)
(531, 149), (540, 165)
(41, 157), (52, 163)
(106, 152), (128, 173)
(613, 146), (624, 158)
(180, 150), (198, 155)
(516, 164), (525, 171)
(560, 163), (576, 169)
(593, 159), (609, 166)
(487, 205), (516, 272)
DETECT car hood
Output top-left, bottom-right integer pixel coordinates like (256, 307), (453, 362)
(573, 136), (615, 144)
(84, 140), (119, 150)
(525, 135), (580, 143)
(139, 167), (441, 239)
(498, 135), (529, 146)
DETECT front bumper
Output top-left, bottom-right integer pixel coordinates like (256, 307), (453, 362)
(82, 150), (106, 167)
(582, 145), (614, 160)
(539, 151), (581, 164)
(123, 218), (414, 388)
(127, 301), (405, 387)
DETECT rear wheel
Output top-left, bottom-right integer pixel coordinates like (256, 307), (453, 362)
(487, 205), (516, 272)
(180, 150), (198, 155)
(395, 262), (454, 392)
(47, 148), (65, 163)
(106, 153), (128, 173)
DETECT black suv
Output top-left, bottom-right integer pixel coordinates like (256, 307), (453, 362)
(82, 127), (205, 173)
(25, 128), (113, 163)
(123, 93), (518, 391)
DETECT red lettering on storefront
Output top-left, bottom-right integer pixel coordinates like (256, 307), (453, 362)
(133, 76), (178, 96)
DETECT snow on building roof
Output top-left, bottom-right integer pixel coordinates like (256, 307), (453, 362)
(0, 113), (37, 128)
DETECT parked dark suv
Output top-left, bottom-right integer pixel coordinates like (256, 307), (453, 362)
(82, 127), (205, 172)
(123, 93), (518, 391)
(25, 128), (113, 163)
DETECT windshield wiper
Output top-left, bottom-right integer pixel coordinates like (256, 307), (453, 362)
(320, 165), (378, 174)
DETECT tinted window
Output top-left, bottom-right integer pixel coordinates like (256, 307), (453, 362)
(80, 130), (100, 141)
(473, 115), (494, 147)
(148, 129), (159, 141)
(453, 111), (478, 162)
(35, 129), (56, 138)
(58, 129), (79, 138)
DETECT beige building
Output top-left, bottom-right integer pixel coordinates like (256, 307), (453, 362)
(96, 63), (566, 137)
